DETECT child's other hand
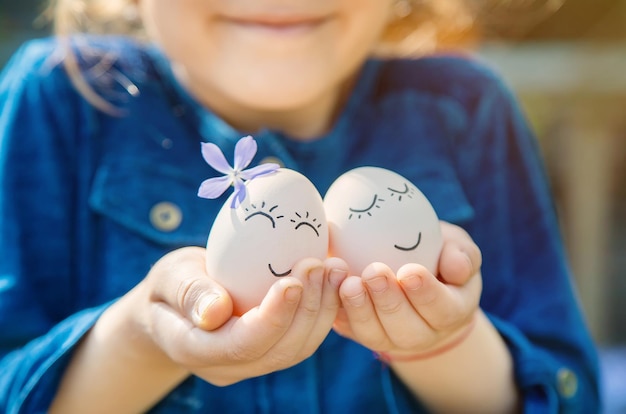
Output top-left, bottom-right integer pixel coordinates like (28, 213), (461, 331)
(135, 247), (348, 386)
(333, 222), (482, 358)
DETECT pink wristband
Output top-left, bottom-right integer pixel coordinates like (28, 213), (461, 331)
(376, 316), (477, 363)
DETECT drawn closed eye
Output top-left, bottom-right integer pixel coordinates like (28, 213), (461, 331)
(290, 211), (322, 237)
(245, 211), (276, 227)
(348, 194), (385, 220)
(388, 182), (414, 202)
(244, 202), (284, 228)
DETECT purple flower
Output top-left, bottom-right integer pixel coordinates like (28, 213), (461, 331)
(198, 135), (279, 208)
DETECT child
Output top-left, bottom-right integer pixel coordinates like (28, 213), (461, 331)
(0, 0), (600, 412)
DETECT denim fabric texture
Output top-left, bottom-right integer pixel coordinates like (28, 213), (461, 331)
(0, 37), (601, 413)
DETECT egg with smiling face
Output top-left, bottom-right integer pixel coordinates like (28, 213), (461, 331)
(323, 166), (442, 275)
(206, 168), (328, 315)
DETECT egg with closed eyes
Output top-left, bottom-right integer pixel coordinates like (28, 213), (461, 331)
(323, 166), (442, 275)
(206, 168), (328, 315)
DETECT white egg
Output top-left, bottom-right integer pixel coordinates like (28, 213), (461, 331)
(206, 168), (328, 315)
(323, 166), (442, 275)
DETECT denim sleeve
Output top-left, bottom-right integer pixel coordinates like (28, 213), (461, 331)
(0, 40), (108, 413)
(453, 72), (601, 413)
(0, 305), (111, 413)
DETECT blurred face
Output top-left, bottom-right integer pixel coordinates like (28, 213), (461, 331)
(139, 0), (394, 137)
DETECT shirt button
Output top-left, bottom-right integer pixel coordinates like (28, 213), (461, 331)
(556, 368), (578, 399)
(259, 156), (284, 168)
(150, 202), (182, 232)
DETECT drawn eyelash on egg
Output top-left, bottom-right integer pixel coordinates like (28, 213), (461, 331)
(387, 182), (415, 202)
(290, 211), (322, 237)
(244, 201), (284, 228)
(348, 195), (385, 220)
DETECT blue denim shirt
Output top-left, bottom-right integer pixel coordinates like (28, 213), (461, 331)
(0, 37), (600, 413)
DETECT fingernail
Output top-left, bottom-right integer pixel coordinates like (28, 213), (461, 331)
(365, 276), (388, 293)
(193, 293), (220, 324)
(284, 285), (303, 304)
(399, 274), (423, 291)
(329, 268), (348, 288)
(346, 292), (366, 307)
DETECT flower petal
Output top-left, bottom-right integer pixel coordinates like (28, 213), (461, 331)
(198, 175), (233, 199)
(201, 142), (232, 174)
(240, 163), (280, 180)
(230, 179), (247, 208)
(233, 135), (257, 171)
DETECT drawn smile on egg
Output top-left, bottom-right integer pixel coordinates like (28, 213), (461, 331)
(269, 263), (292, 277)
(394, 231), (422, 251)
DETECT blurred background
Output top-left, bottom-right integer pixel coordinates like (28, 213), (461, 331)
(472, 2), (626, 412)
(1, 0), (625, 411)
(480, 0), (626, 348)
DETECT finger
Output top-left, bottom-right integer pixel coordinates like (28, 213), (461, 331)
(149, 247), (233, 331)
(315, 257), (349, 330)
(261, 258), (328, 366)
(438, 222), (482, 285)
(361, 263), (429, 349)
(323, 256), (350, 300)
(150, 276), (302, 368)
(332, 308), (355, 339)
(225, 276), (304, 362)
(191, 276), (306, 385)
(397, 263), (482, 331)
(438, 242), (474, 286)
(150, 300), (210, 367)
(338, 275), (390, 351)
(292, 257), (348, 355)
(182, 260), (347, 387)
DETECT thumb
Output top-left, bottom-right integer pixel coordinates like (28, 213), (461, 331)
(150, 247), (233, 331)
(191, 284), (233, 331)
(438, 222), (482, 286)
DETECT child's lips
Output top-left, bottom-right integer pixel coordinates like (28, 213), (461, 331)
(218, 14), (331, 35)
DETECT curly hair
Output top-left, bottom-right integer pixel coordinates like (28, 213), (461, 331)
(47, 0), (144, 38)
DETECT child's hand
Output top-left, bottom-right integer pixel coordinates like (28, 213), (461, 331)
(136, 247), (348, 386)
(332, 222), (482, 359)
